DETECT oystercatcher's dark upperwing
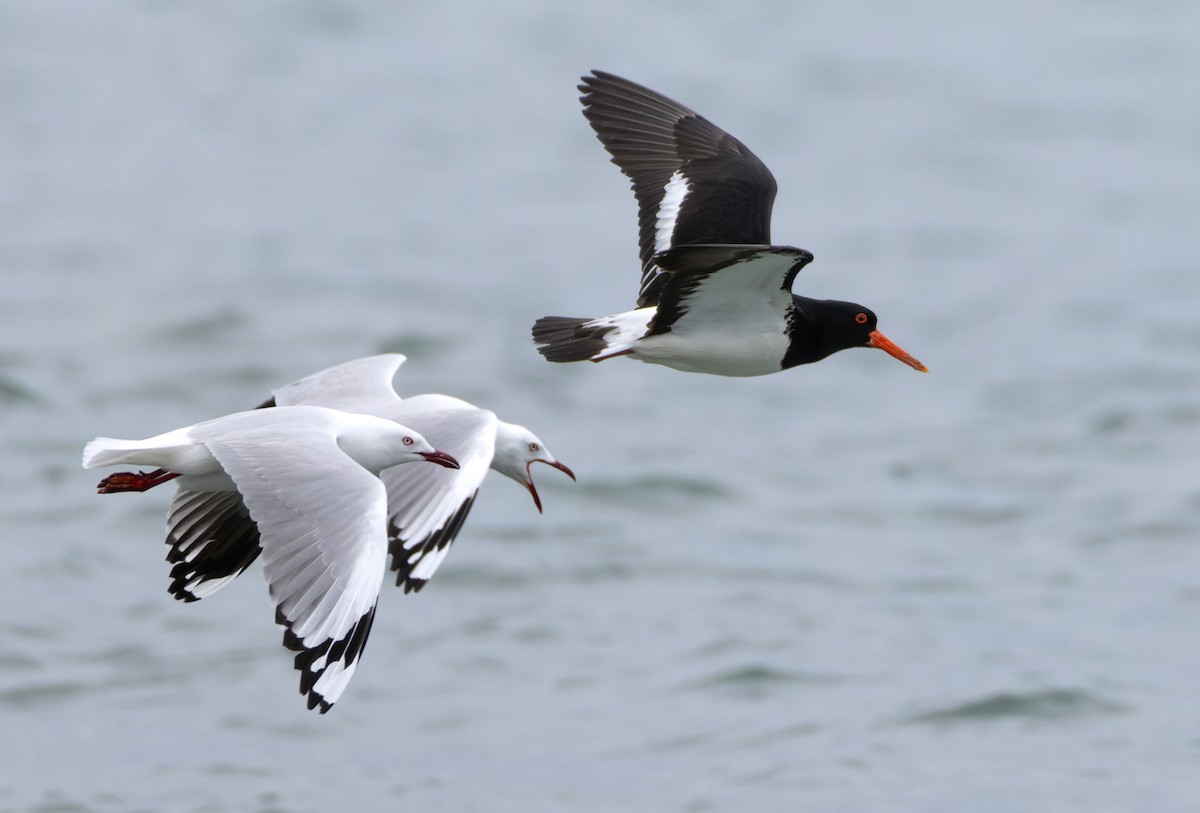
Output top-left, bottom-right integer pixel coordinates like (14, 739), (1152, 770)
(579, 70), (778, 308)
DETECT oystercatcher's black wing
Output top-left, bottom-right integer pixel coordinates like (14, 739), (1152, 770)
(579, 70), (778, 308)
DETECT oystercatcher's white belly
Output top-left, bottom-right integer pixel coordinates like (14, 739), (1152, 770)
(633, 323), (789, 377)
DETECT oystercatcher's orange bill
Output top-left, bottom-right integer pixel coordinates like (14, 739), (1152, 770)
(869, 330), (928, 373)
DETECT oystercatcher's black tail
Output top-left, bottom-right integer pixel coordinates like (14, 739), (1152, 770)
(532, 316), (615, 363)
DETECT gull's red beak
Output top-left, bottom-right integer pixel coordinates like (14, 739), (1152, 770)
(545, 460), (576, 482)
(525, 460), (576, 514)
(869, 330), (927, 372)
(420, 450), (461, 469)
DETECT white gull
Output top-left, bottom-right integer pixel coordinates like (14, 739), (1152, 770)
(83, 404), (460, 713)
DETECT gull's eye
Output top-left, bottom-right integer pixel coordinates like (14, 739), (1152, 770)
(528, 442), (540, 452)
(402, 436), (414, 446)
(855, 312), (868, 325)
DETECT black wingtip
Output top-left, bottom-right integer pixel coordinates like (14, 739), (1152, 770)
(388, 493), (478, 593)
(277, 603), (376, 714)
(580, 69), (633, 88)
(578, 68), (611, 92)
(578, 69), (660, 109)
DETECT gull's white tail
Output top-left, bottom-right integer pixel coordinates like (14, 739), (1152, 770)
(82, 429), (196, 469)
(82, 437), (149, 469)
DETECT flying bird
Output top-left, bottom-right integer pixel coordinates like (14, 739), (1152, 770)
(84, 405), (460, 712)
(533, 70), (927, 377)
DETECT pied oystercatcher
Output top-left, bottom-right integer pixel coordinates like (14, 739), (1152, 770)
(533, 70), (927, 377)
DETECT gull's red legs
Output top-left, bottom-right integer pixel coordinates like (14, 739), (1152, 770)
(96, 468), (181, 494)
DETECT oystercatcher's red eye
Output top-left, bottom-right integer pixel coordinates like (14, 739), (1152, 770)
(402, 436), (414, 446)
(855, 312), (868, 325)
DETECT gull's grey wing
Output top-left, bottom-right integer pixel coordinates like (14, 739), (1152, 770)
(197, 415), (390, 713)
(381, 407), (497, 593)
(268, 354), (407, 413)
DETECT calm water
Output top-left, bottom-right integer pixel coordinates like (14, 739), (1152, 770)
(2, 1), (1199, 810)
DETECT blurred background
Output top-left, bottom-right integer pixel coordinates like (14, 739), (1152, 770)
(2, 1), (1198, 810)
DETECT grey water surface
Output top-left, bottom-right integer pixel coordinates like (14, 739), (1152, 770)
(2, 1), (1199, 811)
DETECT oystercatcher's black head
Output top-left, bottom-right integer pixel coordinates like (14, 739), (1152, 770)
(787, 299), (927, 372)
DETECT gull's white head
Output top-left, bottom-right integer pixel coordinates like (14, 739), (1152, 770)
(340, 415), (460, 473)
(491, 422), (575, 513)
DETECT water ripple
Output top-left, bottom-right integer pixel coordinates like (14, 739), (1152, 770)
(905, 688), (1128, 724)
(0, 679), (90, 709)
(680, 663), (846, 699)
